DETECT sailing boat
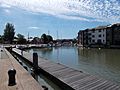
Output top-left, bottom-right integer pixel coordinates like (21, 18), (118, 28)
(55, 30), (62, 47)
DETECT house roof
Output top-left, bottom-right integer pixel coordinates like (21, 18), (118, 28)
(78, 23), (120, 33)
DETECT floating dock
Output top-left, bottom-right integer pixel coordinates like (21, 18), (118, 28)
(13, 48), (120, 90)
(0, 47), (43, 90)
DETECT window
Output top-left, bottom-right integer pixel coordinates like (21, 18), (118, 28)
(89, 39), (91, 42)
(99, 34), (101, 37)
(99, 30), (101, 32)
(92, 40), (95, 43)
(103, 40), (104, 42)
(88, 37), (91, 40)
(92, 35), (95, 37)
(88, 33), (91, 35)
(92, 30), (95, 33)
(103, 34), (104, 37)
(97, 39), (101, 44)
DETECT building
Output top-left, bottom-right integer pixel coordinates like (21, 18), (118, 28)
(78, 23), (120, 48)
(106, 23), (120, 45)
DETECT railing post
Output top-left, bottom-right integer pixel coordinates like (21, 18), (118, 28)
(21, 50), (23, 56)
(9, 47), (12, 52)
(42, 86), (48, 90)
(33, 53), (38, 72)
(8, 69), (16, 86)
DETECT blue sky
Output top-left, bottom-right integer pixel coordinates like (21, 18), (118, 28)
(0, 0), (120, 39)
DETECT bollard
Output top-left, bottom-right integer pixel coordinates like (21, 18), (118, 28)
(8, 69), (16, 86)
(1, 49), (3, 52)
(33, 53), (38, 71)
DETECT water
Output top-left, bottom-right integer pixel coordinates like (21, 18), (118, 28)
(27, 46), (120, 85)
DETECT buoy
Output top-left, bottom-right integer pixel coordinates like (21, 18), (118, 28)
(98, 48), (101, 50)
(88, 47), (90, 49)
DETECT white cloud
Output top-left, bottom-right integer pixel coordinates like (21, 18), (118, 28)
(0, 3), (11, 8)
(0, 0), (120, 23)
(28, 26), (40, 30)
(4, 9), (10, 14)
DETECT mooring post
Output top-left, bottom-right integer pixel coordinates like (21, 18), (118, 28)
(8, 69), (16, 86)
(33, 53), (38, 71)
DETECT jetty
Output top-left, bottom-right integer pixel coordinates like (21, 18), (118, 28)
(0, 47), (43, 90)
(12, 48), (120, 90)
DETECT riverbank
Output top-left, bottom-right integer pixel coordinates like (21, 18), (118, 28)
(78, 44), (120, 49)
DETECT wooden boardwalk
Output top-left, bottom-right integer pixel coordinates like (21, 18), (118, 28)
(13, 48), (120, 90)
(0, 47), (43, 90)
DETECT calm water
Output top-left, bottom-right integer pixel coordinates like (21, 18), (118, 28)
(27, 46), (120, 84)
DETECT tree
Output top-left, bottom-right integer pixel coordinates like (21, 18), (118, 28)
(47, 35), (53, 42)
(0, 35), (3, 43)
(72, 38), (77, 44)
(41, 34), (48, 44)
(32, 37), (40, 44)
(0, 35), (1, 41)
(3, 23), (15, 44)
(41, 34), (53, 44)
(17, 34), (26, 44)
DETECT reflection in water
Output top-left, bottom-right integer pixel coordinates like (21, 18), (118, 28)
(28, 47), (120, 84)
(77, 48), (120, 84)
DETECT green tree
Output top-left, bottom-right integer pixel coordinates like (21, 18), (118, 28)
(41, 34), (48, 44)
(41, 34), (53, 44)
(17, 34), (26, 44)
(32, 37), (40, 44)
(47, 35), (53, 42)
(0, 35), (2, 43)
(3, 23), (15, 44)
(72, 38), (77, 44)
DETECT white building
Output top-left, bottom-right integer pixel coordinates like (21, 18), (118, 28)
(88, 26), (107, 45)
(78, 23), (120, 48)
(78, 26), (107, 47)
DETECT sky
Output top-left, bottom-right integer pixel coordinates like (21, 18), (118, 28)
(0, 0), (120, 39)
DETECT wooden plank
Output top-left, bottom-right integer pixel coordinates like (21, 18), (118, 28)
(71, 75), (98, 87)
(91, 81), (120, 90)
(0, 52), (24, 90)
(44, 65), (67, 72)
(39, 61), (59, 68)
(64, 73), (90, 84)
(0, 48), (43, 90)
(59, 71), (81, 80)
(106, 85), (120, 90)
(53, 68), (81, 79)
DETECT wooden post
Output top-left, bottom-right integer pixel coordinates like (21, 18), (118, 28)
(33, 53), (38, 71)
(8, 69), (16, 86)
(9, 47), (12, 52)
(21, 50), (23, 56)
